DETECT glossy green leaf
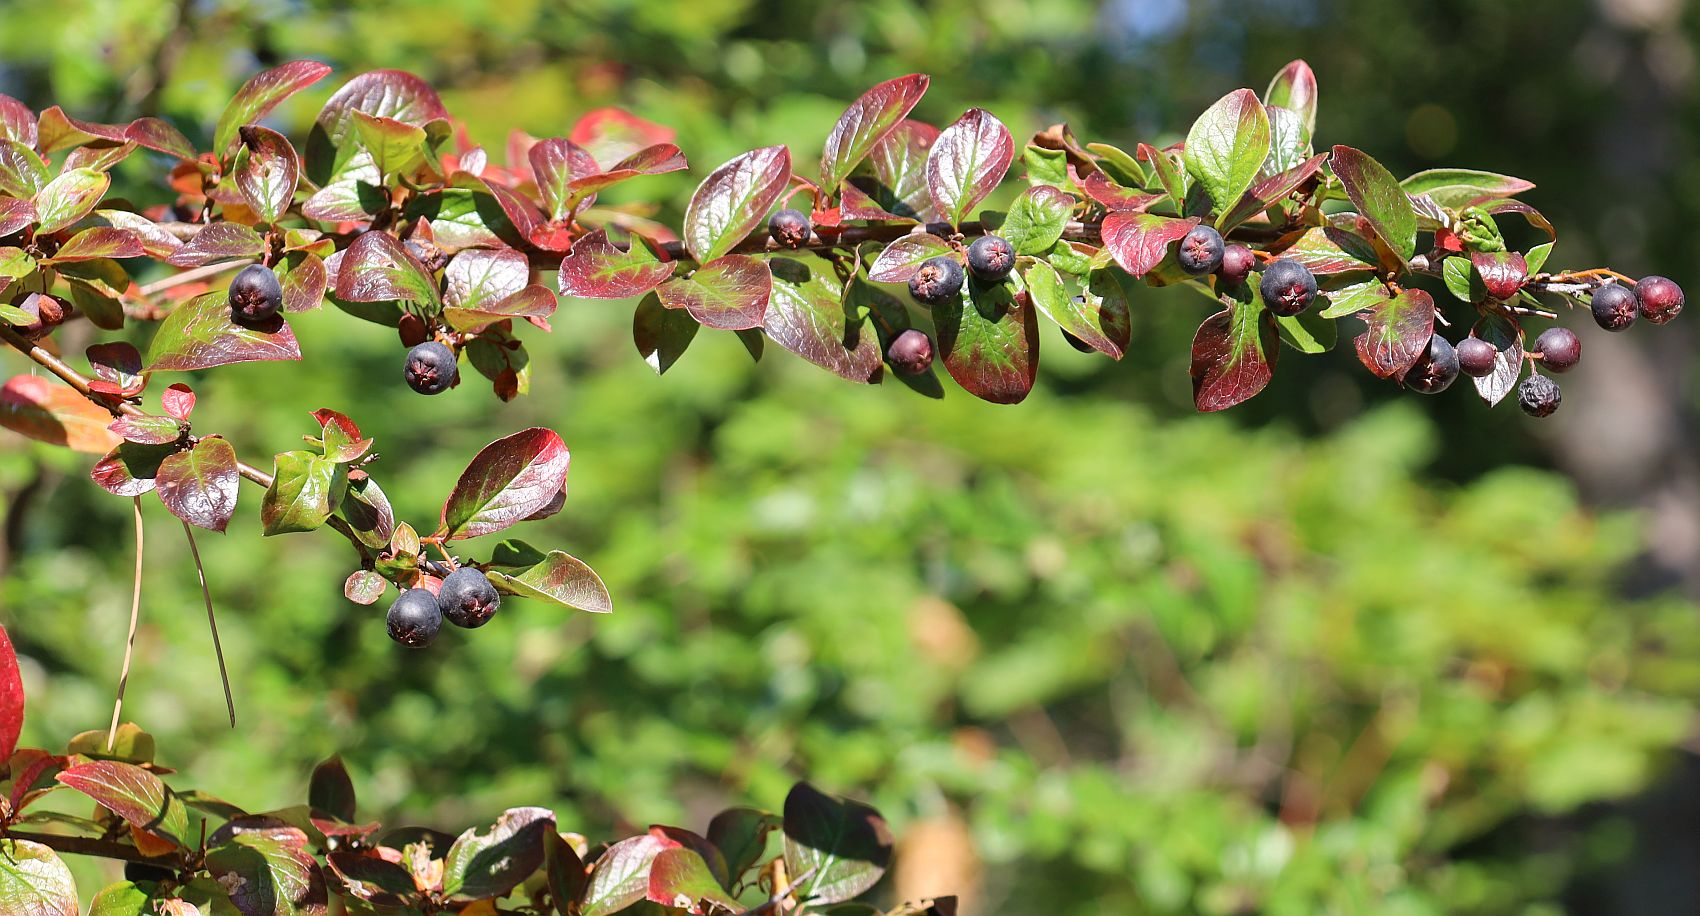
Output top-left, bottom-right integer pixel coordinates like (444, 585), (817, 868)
(655, 254), (771, 331)
(333, 230), (440, 309)
(647, 847), (739, 911)
(1330, 145), (1417, 260)
(1000, 185), (1074, 255)
(57, 760), (189, 846)
(351, 111), (427, 178)
(1184, 89), (1270, 223)
(933, 274), (1038, 405)
(0, 839), (77, 916)
(261, 450), (347, 536)
(32, 167), (108, 234)
(442, 807), (554, 901)
(632, 292), (698, 375)
(1026, 261), (1129, 360)
(682, 146), (792, 262)
(487, 551), (612, 614)
(764, 257), (881, 382)
(1190, 290), (1278, 412)
(1400, 168), (1534, 210)
(441, 427), (571, 541)
(145, 292), (301, 372)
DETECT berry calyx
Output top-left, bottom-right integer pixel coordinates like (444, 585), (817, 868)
(908, 256), (964, 305)
(1405, 334), (1460, 394)
(1518, 374), (1562, 418)
(768, 208), (811, 249)
(1634, 275), (1684, 325)
(404, 341), (458, 395)
(1456, 337), (1499, 378)
(885, 328), (934, 375)
(966, 235), (1016, 282)
(1177, 225), (1225, 276)
(1590, 284), (1638, 332)
(1218, 244), (1256, 286)
(1260, 258), (1318, 316)
(386, 588), (442, 648)
(1533, 326), (1581, 373)
(228, 264), (283, 325)
(439, 567), (501, 629)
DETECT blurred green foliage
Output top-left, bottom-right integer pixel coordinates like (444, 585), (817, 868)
(1, 1), (1697, 913)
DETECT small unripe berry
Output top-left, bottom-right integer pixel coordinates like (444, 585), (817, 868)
(1405, 334), (1460, 394)
(966, 235), (1016, 282)
(404, 341), (458, 395)
(768, 209), (811, 249)
(1533, 326), (1581, 373)
(1634, 275), (1684, 325)
(438, 567), (501, 629)
(1260, 258), (1317, 316)
(1518, 374), (1562, 418)
(885, 328), (934, 375)
(1456, 337), (1499, 378)
(1177, 225), (1225, 276)
(1218, 244), (1256, 286)
(229, 264), (284, 325)
(1590, 284), (1638, 332)
(908, 256), (964, 305)
(386, 588), (442, 648)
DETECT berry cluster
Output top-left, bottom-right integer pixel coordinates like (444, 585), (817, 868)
(386, 566), (501, 647)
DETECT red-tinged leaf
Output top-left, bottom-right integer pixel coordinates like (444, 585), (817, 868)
(926, 109), (1014, 226)
(307, 69), (448, 181)
(443, 248), (527, 311)
(90, 441), (173, 497)
(0, 375), (121, 453)
(633, 292), (698, 375)
(109, 414), (185, 445)
(569, 108), (675, 168)
(934, 280), (1038, 404)
(86, 342), (143, 391)
(334, 230), (439, 308)
(1100, 211), (1196, 277)
(48, 227), (142, 262)
(867, 233), (952, 283)
(479, 179), (544, 243)
(565, 143), (687, 198)
(819, 74), (930, 190)
(145, 291), (301, 371)
(0, 838), (77, 916)
(1281, 225), (1380, 276)
(233, 126), (300, 224)
(529, 138), (601, 220)
(441, 807), (554, 901)
(166, 222), (266, 267)
(281, 253), (327, 313)
(0, 139), (48, 198)
(64, 142), (137, 173)
(300, 149), (384, 222)
(161, 383), (196, 420)
(838, 180), (909, 222)
(1471, 250), (1528, 301)
(647, 848), (738, 913)
(782, 783), (894, 906)
(1330, 145), (1418, 260)
(581, 834), (672, 916)
(1265, 60), (1318, 135)
(487, 550), (612, 613)
(441, 427), (570, 541)
(350, 110), (429, 179)
(683, 146), (792, 262)
(764, 257), (881, 382)
(863, 119), (939, 221)
(445, 285), (556, 334)
(1191, 298), (1279, 412)
(1081, 172), (1161, 212)
(156, 436), (239, 532)
(35, 106), (128, 152)
(0, 626), (21, 762)
(1470, 311), (1525, 407)
(559, 230), (673, 299)
(1477, 198), (1557, 241)
(0, 197), (35, 237)
(125, 117), (196, 161)
(1352, 288), (1435, 378)
(312, 408), (362, 443)
(96, 209), (182, 258)
(214, 60), (333, 156)
(1026, 262), (1131, 360)
(206, 821), (328, 916)
(328, 851), (415, 905)
(1184, 89), (1271, 221)
(1400, 168), (1535, 210)
(57, 760), (189, 845)
(32, 167), (108, 234)
(0, 93), (36, 147)
(343, 570), (386, 607)
(656, 254), (771, 331)
(1222, 152), (1328, 229)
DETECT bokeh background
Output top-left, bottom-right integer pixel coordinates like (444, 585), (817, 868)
(2, 0), (1699, 912)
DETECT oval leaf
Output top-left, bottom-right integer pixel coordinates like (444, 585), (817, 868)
(782, 783), (893, 906)
(1100, 212), (1196, 278)
(1, 374), (122, 453)
(682, 146), (792, 262)
(145, 292), (301, 372)
(559, 230), (673, 300)
(214, 61), (333, 157)
(165, 222), (267, 268)
(819, 74), (930, 190)
(867, 234), (952, 283)
(1470, 311), (1525, 407)
(0, 839), (77, 916)
(1184, 89), (1271, 223)
(32, 167), (108, 234)
(234, 127), (301, 224)
(442, 807), (554, 901)
(764, 257), (881, 382)
(933, 280), (1039, 405)
(1264, 60), (1319, 136)
(655, 254), (771, 331)
(57, 760), (189, 846)
(1330, 145), (1418, 261)
(1352, 287), (1435, 378)
(925, 109), (1014, 226)
(441, 428), (570, 541)
(333, 230), (440, 308)
(0, 625), (21, 761)
(647, 847), (739, 912)
(487, 551), (612, 614)
(1190, 294), (1279, 412)
(155, 437), (240, 532)
(581, 834), (669, 916)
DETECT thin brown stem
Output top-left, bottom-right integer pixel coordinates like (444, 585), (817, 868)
(4, 829), (186, 866)
(107, 497), (146, 751)
(138, 259), (253, 298)
(181, 521), (235, 728)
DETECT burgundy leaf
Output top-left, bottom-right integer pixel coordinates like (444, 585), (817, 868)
(1470, 250), (1529, 301)
(1281, 225), (1380, 276)
(214, 60), (333, 155)
(0, 93), (36, 147)
(1081, 172), (1162, 212)
(156, 437), (240, 532)
(1475, 199), (1556, 241)
(867, 233), (953, 283)
(0, 196), (36, 237)
(1222, 152), (1328, 229)
(165, 222), (266, 267)
(443, 248), (528, 311)
(334, 230), (439, 307)
(281, 253), (328, 313)
(96, 209), (183, 258)
(529, 138), (601, 220)
(559, 230), (674, 299)
(233, 125), (300, 224)
(57, 759), (189, 845)
(865, 119), (939, 222)
(1100, 212), (1197, 277)
(565, 143), (687, 198)
(145, 291), (302, 372)
(441, 427), (571, 541)
(1191, 301), (1279, 412)
(109, 414), (185, 446)
(934, 282), (1039, 405)
(90, 442), (173, 497)
(683, 146), (792, 262)
(1352, 288), (1435, 378)
(35, 106), (129, 152)
(125, 117), (197, 161)
(307, 69), (449, 179)
(86, 342), (144, 390)
(925, 108), (1014, 226)
(764, 257), (882, 383)
(838, 180), (909, 222)
(49, 227), (143, 263)
(1470, 311), (1525, 407)
(655, 254), (771, 330)
(0, 625), (21, 762)
(819, 73), (930, 190)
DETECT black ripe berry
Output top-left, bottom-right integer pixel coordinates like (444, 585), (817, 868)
(439, 567), (501, 629)
(1456, 337), (1499, 378)
(229, 264), (283, 325)
(1219, 244), (1256, 286)
(1590, 283), (1639, 332)
(386, 588), (442, 648)
(885, 328), (934, 375)
(1260, 258), (1318, 316)
(404, 341), (458, 395)
(1533, 326), (1581, 373)
(966, 235), (1016, 282)
(1518, 374), (1562, 418)
(1634, 275), (1684, 325)
(908, 256), (964, 305)
(768, 208), (811, 249)
(1405, 334), (1460, 394)
(1177, 225), (1225, 276)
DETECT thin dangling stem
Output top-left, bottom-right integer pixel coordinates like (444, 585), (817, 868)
(106, 497), (146, 751)
(181, 521), (235, 727)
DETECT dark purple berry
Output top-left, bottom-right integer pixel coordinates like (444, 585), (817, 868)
(386, 588), (442, 648)
(1218, 244), (1256, 286)
(1456, 337), (1499, 378)
(1533, 326), (1581, 373)
(966, 235), (1016, 282)
(768, 209), (811, 249)
(404, 341), (458, 395)
(908, 256), (964, 305)
(228, 264), (283, 325)
(1260, 258), (1317, 316)
(1518, 374), (1562, 418)
(1634, 275), (1684, 325)
(438, 567), (501, 629)
(885, 328), (934, 375)
(1590, 284), (1638, 332)
(1405, 334), (1460, 394)
(1177, 225), (1225, 276)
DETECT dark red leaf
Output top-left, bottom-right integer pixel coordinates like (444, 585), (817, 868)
(1352, 288), (1435, 378)
(934, 282), (1039, 405)
(125, 117), (197, 161)
(0, 93), (37, 147)
(655, 255), (771, 330)
(1190, 300), (1279, 412)
(682, 146), (792, 262)
(1081, 172), (1162, 212)
(0, 625), (22, 761)
(214, 60), (334, 156)
(145, 291), (302, 372)
(819, 73), (930, 190)
(86, 342), (144, 391)
(441, 427), (571, 541)
(49, 227), (143, 263)
(559, 230), (673, 300)
(165, 222), (267, 267)
(565, 143), (687, 198)
(1100, 212), (1196, 277)
(1470, 250), (1529, 301)
(156, 436), (239, 532)
(334, 230), (439, 307)
(529, 138), (601, 220)
(233, 126), (300, 224)
(925, 108), (1014, 226)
